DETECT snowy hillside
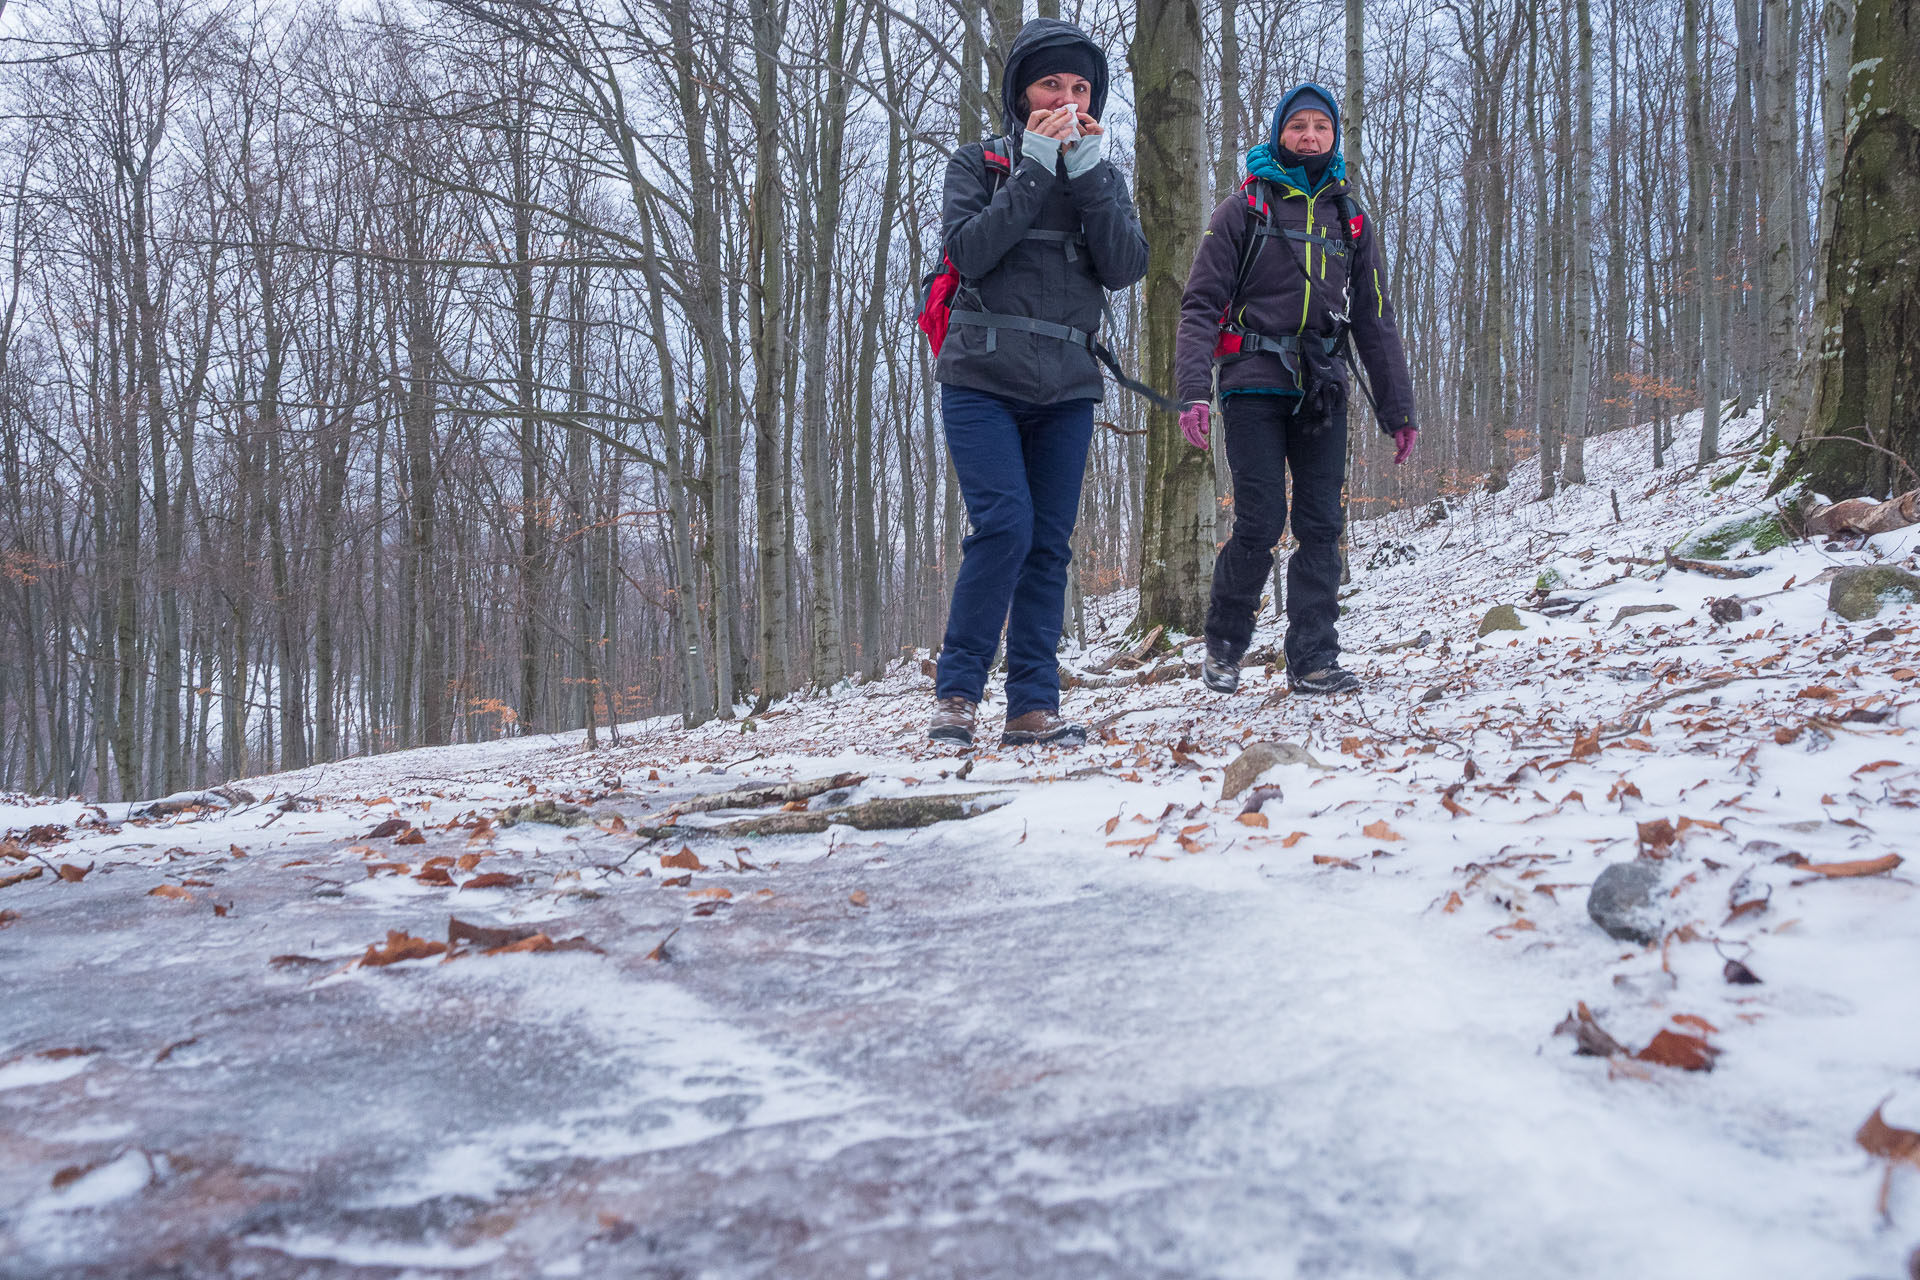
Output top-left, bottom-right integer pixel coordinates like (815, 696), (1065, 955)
(4, 410), (1918, 1278)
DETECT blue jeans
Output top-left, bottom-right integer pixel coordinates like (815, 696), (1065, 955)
(936, 385), (1095, 718)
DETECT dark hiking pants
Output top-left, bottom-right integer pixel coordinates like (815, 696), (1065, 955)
(936, 384), (1095, 718)
(1205, 394), (1348, 674)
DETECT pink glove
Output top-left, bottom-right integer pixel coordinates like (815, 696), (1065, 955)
(1180, 401), (1210, 449)
(1392, 426), (1418, 465)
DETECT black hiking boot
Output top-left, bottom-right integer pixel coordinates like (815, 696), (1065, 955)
(1001, 709), (1087, 748)
(927, 697), (978, 745)
(1289, 664), (1362, 695)
(1200, 640), (1241, 694)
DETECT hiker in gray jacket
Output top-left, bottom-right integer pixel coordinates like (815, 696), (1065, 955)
(924, 18), (1148, 749)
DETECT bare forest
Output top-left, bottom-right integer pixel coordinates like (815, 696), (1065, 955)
(0, 0), (1843, 798)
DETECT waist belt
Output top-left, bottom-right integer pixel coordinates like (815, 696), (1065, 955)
(947, 309), (1181, 412)
(1227, 331), (1344, 359)
(1020, 229), (1089, 262)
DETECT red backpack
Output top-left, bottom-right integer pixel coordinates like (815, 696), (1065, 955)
(917, 140), (1013, 355)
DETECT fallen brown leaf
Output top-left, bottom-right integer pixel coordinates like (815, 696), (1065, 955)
(394, 827), (427, 846)
(366, 817), (408, 839)
(1636, 1028), (1719, 1071)
(1671, 1013), (1720, 1035)
(484, 932), (554, 955)
(1102, 815), (1121, 835)
(1555, 1002), (1628, 1057)
(1723, 958), (1763, 984)
(461, 872), (522, 890)
(1802, 853), (1902, 878)
(1235, 812), (1270, 828)
(359, 930), (447, 967)
(1312, 855), (1359, 869)
(456, 852), (483, 871)
(661, 847), (704, 871)
(0, 909), (20, 927)
(148, 884), (192, 900)
(848, 890), (869, 907)
(57, 864), (88, 883)
(413, 866), (455, 886)
(1442, 796), (1472, 818)
(1571, 727), (1601, 759)
(229, 844), (247, 858)
(688, 886), (732, 901)
(448, 917), (543, 949)
(1361, 820), (1402, 841)
(1281, 831), (1309, 848)
(0, 866), (44, 889)
(1637, 818), (1678, 856)
(1441, 891), (1464, 914)
(1797, 684), (1841, 700)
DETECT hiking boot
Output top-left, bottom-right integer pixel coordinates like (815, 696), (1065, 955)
(1200, 642), (1240, 694)
(1001, 709), (1087, 748)
(1289, 664), (1362, 695)
(927, 697), (978, 745)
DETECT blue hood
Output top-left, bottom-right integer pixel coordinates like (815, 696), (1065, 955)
(1245, 141), (1347, 195)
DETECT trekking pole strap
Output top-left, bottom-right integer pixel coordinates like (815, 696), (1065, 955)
(946, 309), (1183, 414)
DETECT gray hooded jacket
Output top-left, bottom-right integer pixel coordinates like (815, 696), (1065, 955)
(934, 19), (1150, 405)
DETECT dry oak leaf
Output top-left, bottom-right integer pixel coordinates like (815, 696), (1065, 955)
(848, 890), (869, 908)
(1571, 727), (1602, 759)
(1281, 832), (1309, 848)
(1635, 1028), (1720, 1072)
(366, 817), (408, 839)
(1107, 835), (1157, 849)
(394, 827), (427, 846)
(1857, 1101), (1920, 1164)
(1236, 812), (1270, 828)
(1555, 1002), (1628, 1058)
(413, 866), (455, 886)
(1441, 891), (1465, 914)
(456, 852), (483, 872)
(148, 884), (193, 900)
(485, 932), (554, 956)
(1442, 795), (1472, 818)
(359, 930), (448, 967)
(460, 872), (522, 890)
(57, 864), (89, 882)
(1102, 815), (1121, 835)
(1637, 818), (1678, 856)
(1797, 684), (1841, 700)
(229, 844), (248, 858)
(1803, 853), (1902, 878)
(1361, 820), (1402, 841)
(661, 847), (704, 871)
(688, 887), (733, 901)
(1313, 855), (1360, 869)
(1891, 668), (1916, 681)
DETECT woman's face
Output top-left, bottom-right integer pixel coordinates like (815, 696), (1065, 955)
(1281, 108), (1335, 155)
(1022, 73), (1093, 119)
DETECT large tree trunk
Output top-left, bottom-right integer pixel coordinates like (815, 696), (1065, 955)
(1129, 0), (1213, 635)
(1762, 0), (1804, 439)
(1792, 0), (1920, 496)
(1685, 0), (1725, 462)
(749, 0), (791, 705)
(1562, 0), (1594, 487)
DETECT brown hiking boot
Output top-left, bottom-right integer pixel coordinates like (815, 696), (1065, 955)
(927, 697), (978, 745)
(1001, 709), (1087, 748)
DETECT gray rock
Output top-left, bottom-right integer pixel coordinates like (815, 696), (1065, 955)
(1477, 604), (1526, 637)
(1610, 603), (1680, 627)
(1221, 741), (1328, 800)
(496, 798), (590, 828)
(1827, 565), (1920, 622)
(1587, 860), (1666, 945)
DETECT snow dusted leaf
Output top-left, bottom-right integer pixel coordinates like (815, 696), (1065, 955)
(1361, 820), (1401, 841)
(0, 866), (43, 888)
(661, 848), (704, 871)
(1312, 855), (1358, 869)
(1102, 815), (1120, 835)
(413, 866), (455, 886)
(460, 872), (522, 890)
(456, 853), (483, 871)
(366, 817), (408, 839)
(848, 890), (869, 907)
(484, 932), (555, 956)
(1723, 958), (1763, 985)
(229, 844), (247, 858)
(0, 909), (19, 927)
(1801, 853), (1902, 878)
(359, 930), (448, 967)
(1107, 835), (1157, 849)
(1671, 1013), (1720, 1035)
(448, 917), (542, 949)
(1178, 835), (1208, 853)
(57, 864), (88, 882)
(1178, 823), (1208, 837)
(1235, 812), (1270, 828)
(1636, 819), (1677, 856)
(1796, 685), (1841, 700)
(1442, 796), (1472, 818)
(1635, 1029), (1719, 1072)
(1853, 760), (1907, 776)
(1571, 727), (1602, 759)
(1281, 832), (1309, 848)
(1855, 1101), (1920, 1164)
(394, 827), (427, 846)
(1554, 1003), (1627, 1057)
(1441, 891), (1464, 914)
(147, 885), (192, 900)
(688, 887), (732, 901)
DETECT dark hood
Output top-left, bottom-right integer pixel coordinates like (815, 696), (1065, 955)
(1267, 81), (1342, 157)
(1000, 18), (1110, 137)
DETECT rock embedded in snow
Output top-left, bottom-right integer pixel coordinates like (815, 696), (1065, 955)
(1609, 603), (1679, 627)
(1587, 860), (1667, 945)
(1826, 565), (1920, 622)
(1477, 604), (1526, 637)
(1220, 741), (1327, 800)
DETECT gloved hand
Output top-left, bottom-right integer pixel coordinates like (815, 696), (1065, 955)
(1392, 426), (1418, 466)
(1063, 130), (1106, 179)
(1020, 128), (1064, 173)
(1180, 401), (1211, 449)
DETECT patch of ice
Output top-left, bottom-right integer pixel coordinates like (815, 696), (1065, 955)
(0, 1054), (93, 1091)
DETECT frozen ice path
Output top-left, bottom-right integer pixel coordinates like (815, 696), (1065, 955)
(0, 767), (1886, 1279)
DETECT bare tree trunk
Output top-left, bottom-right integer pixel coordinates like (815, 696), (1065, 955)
(1685, 0), (1725, 462)
(1563, 0), (1594, 487)
(1762, 0), (1802, 437)
(749, 0), (790, 706)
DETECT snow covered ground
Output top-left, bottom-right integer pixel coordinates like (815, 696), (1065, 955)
(3, 411), (1918, 1279)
